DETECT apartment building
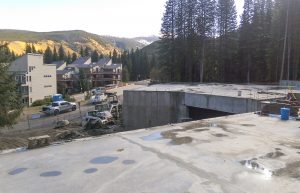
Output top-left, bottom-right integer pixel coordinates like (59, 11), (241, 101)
(57, 57), (122, 93)
(9, 54), (57, 106)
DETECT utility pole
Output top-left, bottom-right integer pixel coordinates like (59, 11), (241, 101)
(280, 0), (290, 82)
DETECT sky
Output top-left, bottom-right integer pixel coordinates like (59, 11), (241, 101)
(0, 0), (244, 38)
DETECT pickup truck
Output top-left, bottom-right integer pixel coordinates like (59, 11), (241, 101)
(42, 101), (77, 115)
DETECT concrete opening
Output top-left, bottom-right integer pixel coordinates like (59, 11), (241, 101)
(188, 106), (233, 120)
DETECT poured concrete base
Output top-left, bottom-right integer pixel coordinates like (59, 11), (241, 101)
(1, 113), (300, 193)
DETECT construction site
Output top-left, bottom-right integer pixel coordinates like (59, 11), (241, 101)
(1, 83), (300, 193)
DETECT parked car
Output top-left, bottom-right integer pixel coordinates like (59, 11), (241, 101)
(90, 93), (107, 104)
(42, 101), (77, 116)
(91, 87), (106, 95)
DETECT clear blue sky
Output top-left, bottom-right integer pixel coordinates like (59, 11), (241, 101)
(0, 0), (244, 38)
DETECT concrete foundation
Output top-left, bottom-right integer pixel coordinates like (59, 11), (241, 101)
(123, 84), (288, 130)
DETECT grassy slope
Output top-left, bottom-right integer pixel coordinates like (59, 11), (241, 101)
(0, 29), (146, 55)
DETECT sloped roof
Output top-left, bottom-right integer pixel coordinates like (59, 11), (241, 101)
(103, 63), (122, 70)
(71, 57), (91, 65)
(52, 60), (66, 69)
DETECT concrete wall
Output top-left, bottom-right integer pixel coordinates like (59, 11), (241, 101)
(280, 80), (300, 89)
(123, 90), (263, 130)
(123, 91), (187, 130)
(185, 93), (261, 114)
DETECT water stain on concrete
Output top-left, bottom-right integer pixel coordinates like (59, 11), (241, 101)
(241, 124), (256, 127)
(212, 133), (228, 138)
(84, 168), (98, 174)
(8, 168), (28, 175)
(90, 156), (118, 164)
(141, 132), (163, 141)
(194, 128), (210, 132)
(161, 130), (193, 145)
(275, 148), (282, 151)
(184, 122), (210, 130)
(170, 137), (193, 145)
(261, 151), (285, 159)
(117, 148), (124, 152)
(122, 160), (136, 165)
(274, 161), (300, 178)
(40, 171), (62, 177)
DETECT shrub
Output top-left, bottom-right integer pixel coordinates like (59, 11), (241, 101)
(31, 98), (52, 107)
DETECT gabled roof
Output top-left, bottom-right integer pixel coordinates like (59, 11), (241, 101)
(52, 60), (66, 69)
(71, 57), (91, 65)
(97, 57), (111, 65)
(68, 63), (91, 69)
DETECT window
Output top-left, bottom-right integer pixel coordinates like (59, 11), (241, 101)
(27, 76), (28, 82)
(30, 98), (32, 103)
(30, 87), (32, 92)
(29, 76), (31, 82)
(44, 85), (52, 88)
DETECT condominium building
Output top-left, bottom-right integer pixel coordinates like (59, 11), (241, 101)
(9, 54), (57, 106)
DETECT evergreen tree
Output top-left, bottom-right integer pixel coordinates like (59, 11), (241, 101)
(217, 0), (238, 82)
(84, 47), (89, 57)
(52, 47), (58, 61)
(25, 43), (32, 54)
(31, 44), (37, 53)
(112, 49), (118, 63)
(91, 50), (99, 63)
(0, 62), (23, 128)
(71, 52), (77, 63)
(122, 66), (130, 82)
(44, 46), (53, 64)
(58, 44), (65, 61)
(66, 52), (72, 64)
(80, 46), (84, 57)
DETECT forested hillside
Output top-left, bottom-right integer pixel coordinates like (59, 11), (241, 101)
(129, 0), (300, 83)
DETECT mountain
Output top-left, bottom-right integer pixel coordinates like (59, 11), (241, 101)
(133, 36), (160, 46)
(0, 29), (158, 56)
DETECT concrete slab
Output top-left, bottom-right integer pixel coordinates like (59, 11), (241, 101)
(1, 113), (300, 193)
(131, 83), (293, 100)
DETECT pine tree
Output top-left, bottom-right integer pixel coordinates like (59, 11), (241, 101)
(80, 46), (84, 57)
(84, 47), (89, 57)
(31, 44), (37, 53)
(25, 43), (32, 54)
(112, 49), (118, 63)
(52, 47), (58, 61)
(44, 46), (53, 64)
(58, 44), (65, 61)
(91, 50), (99, 63)
(71, 52), (77, 63)
(66, 52), (72, 64)
(0, 61), (23, 127)
(217, 0), (238, 82)
(122, 66), (130, 82)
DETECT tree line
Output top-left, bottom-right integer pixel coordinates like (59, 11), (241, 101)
(147, 0), (300, 83)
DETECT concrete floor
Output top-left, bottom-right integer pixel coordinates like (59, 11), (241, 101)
(1, 113), (300, 193)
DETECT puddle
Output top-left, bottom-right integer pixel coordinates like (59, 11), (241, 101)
(84, 168), (98, 174)
(261, 151), (285, 159)
(90, 156), (118, 164)
(8, 168), (28, 175)
(40, 171), (62, 177)
(274, 161), (300, 178)
(194, 128), (210, 132)
(122, 160), (136, 165)
(212, 133), (228, 137)
(240, 159), (273, 178)
(141, 132), (163, 141)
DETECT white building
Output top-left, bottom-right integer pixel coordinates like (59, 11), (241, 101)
(9, 54), (57, 106)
